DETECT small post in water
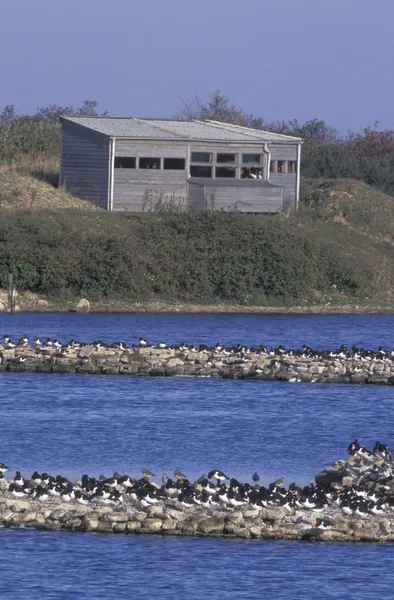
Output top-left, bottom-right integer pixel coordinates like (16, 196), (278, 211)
(8, 273), (13, 315)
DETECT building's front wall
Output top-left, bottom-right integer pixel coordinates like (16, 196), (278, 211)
(60, 120), (110, 209)
(112, 140), (298, 213)
(113, 141), (188, 212)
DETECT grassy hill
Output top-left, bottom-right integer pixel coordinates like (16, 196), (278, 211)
(0, 173), (393, 307)
(0, 169), (100, 211)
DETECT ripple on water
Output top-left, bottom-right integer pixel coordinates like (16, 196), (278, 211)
(0, 313), (393, 599)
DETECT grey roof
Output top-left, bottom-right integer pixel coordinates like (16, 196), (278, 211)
(62, 117), (302, 143)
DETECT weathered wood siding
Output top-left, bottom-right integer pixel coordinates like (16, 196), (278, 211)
(113, 141), (188, 212)
(188, 182), (283, 213)
(60, 121), (110, 209)
(268, 143), (298, 208)
(269, 144), (298, 161)
(209, 186), (283, 213)
(188, 183), (205, 212)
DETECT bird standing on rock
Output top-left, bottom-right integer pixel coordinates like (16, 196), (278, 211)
(173, 469), (188, 480)
(142, 468), (155, 479)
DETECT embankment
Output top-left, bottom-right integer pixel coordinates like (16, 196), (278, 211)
(1, 344), (394, 385)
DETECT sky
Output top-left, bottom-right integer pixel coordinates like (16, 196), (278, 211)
(0, 0), (393, 133)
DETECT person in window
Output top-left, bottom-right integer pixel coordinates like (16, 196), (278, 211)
(242, 167), (250, 179)
(152, 161), (158, 169)
(248, 167), (257, 179)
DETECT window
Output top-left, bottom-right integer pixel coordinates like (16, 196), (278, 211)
(241, 167), (263, 179)
(288, 161), (297, 173)
(216, 167), (236, 178)
(270, 160), (288, 173)
(163, 158), (185, 170)
(242, 153), (262, 164)
(139, 157), (160, 169)
(190, 165), (212, 178)
(114, 157), (136, 169)
(217, 153), (237, 163)
(191, 152), (212, 163)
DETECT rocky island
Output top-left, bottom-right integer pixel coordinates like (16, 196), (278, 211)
(1, 439), (394, 542)
(1, 337), (394, 386)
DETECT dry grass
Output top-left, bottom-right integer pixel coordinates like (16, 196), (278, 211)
(297, 178), (394, 300)
(0, 168), (101, 211)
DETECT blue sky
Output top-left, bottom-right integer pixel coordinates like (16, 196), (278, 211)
(1, 0), (393, 132)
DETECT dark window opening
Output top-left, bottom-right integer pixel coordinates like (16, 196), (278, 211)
(190, 165), (212, 178)
(191, 152), (212, 163)
(139, 157), (160, 169)
(277, 160), (287, 173)
(241, 167), (263, 179)
(216, 167), (236, 178)
(288, 161), (297, 173)
(242, 153), (261, 164)
(163, 158), (185, 170)
(115, 157), (136, 169)
(217, 153), (237, 163)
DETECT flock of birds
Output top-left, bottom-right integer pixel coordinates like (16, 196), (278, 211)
(2, 334), (394, 364)
(1, 439), (394, 531)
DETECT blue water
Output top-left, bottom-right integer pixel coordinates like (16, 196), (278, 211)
(0, 313), (394, 600)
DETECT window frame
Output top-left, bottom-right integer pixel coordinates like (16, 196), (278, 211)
(242, 153), (262, 165)
(191, 152), (212, 164)
(190, 165), (213, 178)
(216, 152), (237, 164)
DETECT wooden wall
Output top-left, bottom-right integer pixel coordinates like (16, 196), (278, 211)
(60, 121), (110, 209)
(113, 141), (188, 212)
(188, 182), (283, 213)
(268, 144), (298, 209)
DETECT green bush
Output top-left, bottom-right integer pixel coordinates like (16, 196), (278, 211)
(0, 210), (362, 302)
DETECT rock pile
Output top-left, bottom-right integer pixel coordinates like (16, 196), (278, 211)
(0, 338), (394, 385)
(2, 440), (394, 542)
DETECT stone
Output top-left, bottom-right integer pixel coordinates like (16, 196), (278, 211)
(76, 298), (90, 313)
(113, 522), (127, 533)
(179, 517), (198, 533)
(82, 517), (98, 532)
(0, 302), (6, 313)
(142, 518), (163, 532)
(161, 518), (177, 530)
(198, 517), (225, 534)
(166, 358), (184, 368)
(126, 521), (142, 532)
(101, 513), (129, 523)
(146, 505), (165, 518)
(78, 345), (95, 359)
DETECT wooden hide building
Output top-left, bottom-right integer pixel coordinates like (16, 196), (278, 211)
(60, 117), (302, 213)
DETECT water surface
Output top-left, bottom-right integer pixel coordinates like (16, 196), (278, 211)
(0, 313), (392, 599)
